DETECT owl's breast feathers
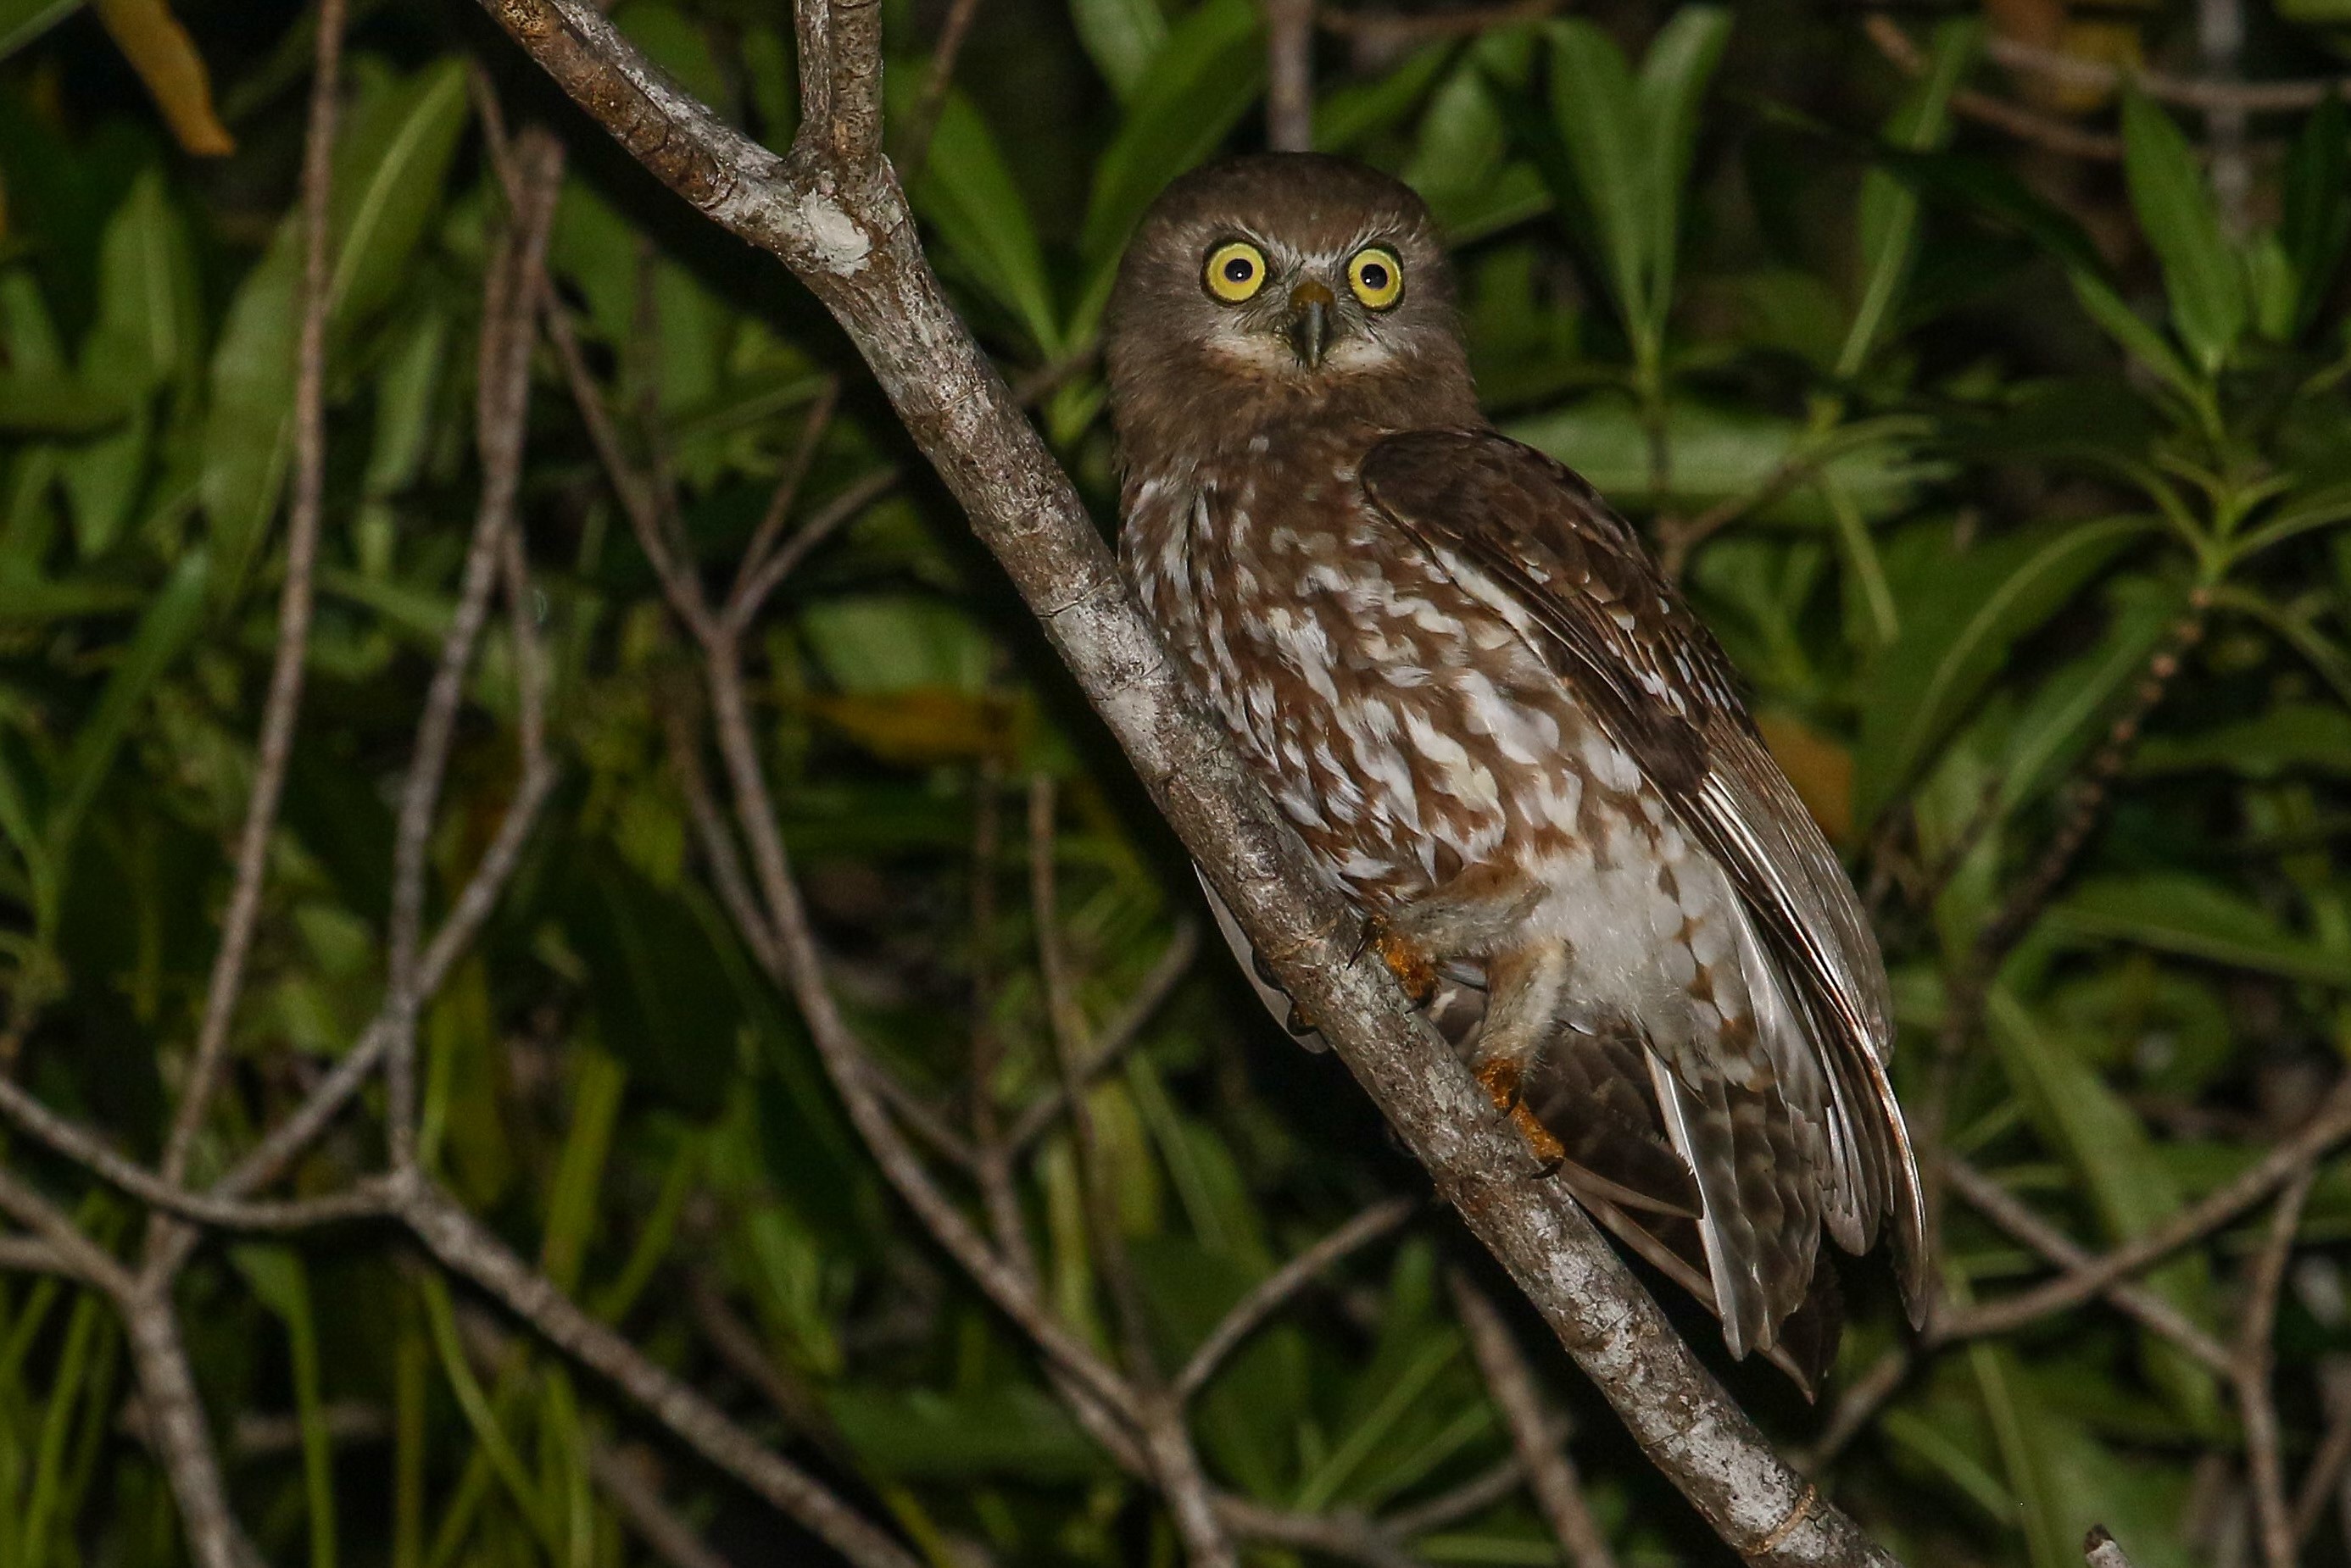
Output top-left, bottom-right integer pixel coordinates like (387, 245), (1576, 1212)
(1121, 421), (1925, 1384)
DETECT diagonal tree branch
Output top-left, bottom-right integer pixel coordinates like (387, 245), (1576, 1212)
(468, 2), (1903, 1562)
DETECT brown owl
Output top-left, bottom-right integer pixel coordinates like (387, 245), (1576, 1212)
(1106, 153), (1926, 1387)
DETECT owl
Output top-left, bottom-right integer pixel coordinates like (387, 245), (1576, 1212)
(1105, 153), (1926, 1387)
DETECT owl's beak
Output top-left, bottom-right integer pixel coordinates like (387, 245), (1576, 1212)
(1283, 281), (1335, 370)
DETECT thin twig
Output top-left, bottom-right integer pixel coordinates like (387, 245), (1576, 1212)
(1800, 1347), (1911, 1474)
(1985, 30), (2351, 114)
(731, 378), (841, 610)
(1177, 1198), (1415, 1400)
(1939, 1160), (2231, 1371)
(1266, 0), (1316, 152)
(2084, 1526), (2140, 1568)
(590, 1443), (737, 1568)
(1382, 1458), (1528, 1540)
(383, 129), (564, 1170)
(1316, 0), (1553, 42)
(1937, 1082), (2351, 1341)
(725, 469), (899, 634)
(1862, 18), (2120, 161)
(2238, 1170), (2315, 1568)
(1448, 1272), (1618, 1568)
(901, 0), (985, 173)
(155, 0), (348, 1197)
(2293, 1360), (2351, 1543)
(397, 1179), (925, 1568)
(123, 1286), (260, 1568)
(1006, 920), (1198, 1153)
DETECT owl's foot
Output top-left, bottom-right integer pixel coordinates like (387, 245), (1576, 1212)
(1357, 914), (1439, 1008)
(1284, 999), (1319, 1037)
(1474, 1056), (1566, 1176)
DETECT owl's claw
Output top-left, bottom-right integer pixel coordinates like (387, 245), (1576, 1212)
(1357, 914), (1439, 1008)
(1475, 1056), (1566, 1176)
(1284, 999), (1319, 1037)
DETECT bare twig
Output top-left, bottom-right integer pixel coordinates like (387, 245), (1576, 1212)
(1449, 1272), (1618, 1568)
(589, 1443), (738, 1568)
(2239, 1171), (2315, 1568)
(1006, 920), (1199, 1153)
(1861, 18), (2120, 162)
(383, 128), (564, 1170)
(123, 1288), (260, 1568)
(2293, 1360), (2351, 1543)
(726, 468), (899, 633)
(1316, 0), (1554, 42)
(2084, 1526), (2140, 1568)
(731, 378), (841, 610)
(1382, 1458), (1528, 1539)
(902, 0), (985, 173)
(1938, 1161), (2231, 1371)
(1266, 0), (1315, 152)
(1801, 1348), (1911, 1474)
(1938, 1082), (2351, 1341)
(1925, 598), (2210, 1288)
(396, 1179), (924, 1568)
(1984, 31), (2351, 114)
(156, 0), (348, 1198)
(1177, 1198), (1414, 1400)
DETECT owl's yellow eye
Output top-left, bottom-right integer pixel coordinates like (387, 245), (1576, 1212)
(1204, 241), (1268, 303)
(1346, 247), (1404, 310)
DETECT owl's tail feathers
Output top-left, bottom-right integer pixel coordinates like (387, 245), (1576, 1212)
(1510, 1027), (1836, 1385)
(1567, 1183), (1845, 1398)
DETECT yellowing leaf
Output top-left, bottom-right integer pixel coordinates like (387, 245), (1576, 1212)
(1757, 708), (1854, 844)
(92, 0), (233, 156)
(807, 688), (1019, 765)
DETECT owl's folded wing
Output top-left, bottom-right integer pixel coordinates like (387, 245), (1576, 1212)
(1359, 426), (1926, 1314)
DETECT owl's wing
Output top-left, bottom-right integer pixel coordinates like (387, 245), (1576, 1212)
(1360, 427), (1926, 1316)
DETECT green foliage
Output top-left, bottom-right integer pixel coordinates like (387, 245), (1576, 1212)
(5, 3), (2351, 1567)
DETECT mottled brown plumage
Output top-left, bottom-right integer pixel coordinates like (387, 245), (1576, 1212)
(1106, 153), (1925, 1385)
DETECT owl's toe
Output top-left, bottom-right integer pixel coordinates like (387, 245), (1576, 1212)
(1474, 1055), (1567, 1176)
(1357, 914), (1439, 1007)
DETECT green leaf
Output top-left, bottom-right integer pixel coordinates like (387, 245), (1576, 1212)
(0, 0), (81, 58)
(900, 86), (1061, 354)
(1996, 576), (2185, 812)
(62, 170), (200, 559)
(2134, 700), (2351, 780)
(828, 1384), (1107, 1482)
(1631, 6), (1730, 330)
(2282, 91), (2350, 336)
(1854, 515), (2153, 822)
(1507, 394), (1942, 522)
(2120, 92), (2245, 375)
(44, 548), (209, 887)
(203, 60), (471, 600)
(2046, 874), (2351, 987)
(1840, 19), (1978, 375)
(0, 375), (131, 435)
(2068, 269), (2201, 403)
(232, 1247), (337, 1568)
(1078, 0), (1264, 267)
(1986, 992), (2219, 1430)
(1068, 0), (1166, 100)
(1546, 20), (1646, 332)
(326, 58), (471, 325)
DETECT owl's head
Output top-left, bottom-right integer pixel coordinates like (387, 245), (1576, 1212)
(1105, 155), (1475, 446)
